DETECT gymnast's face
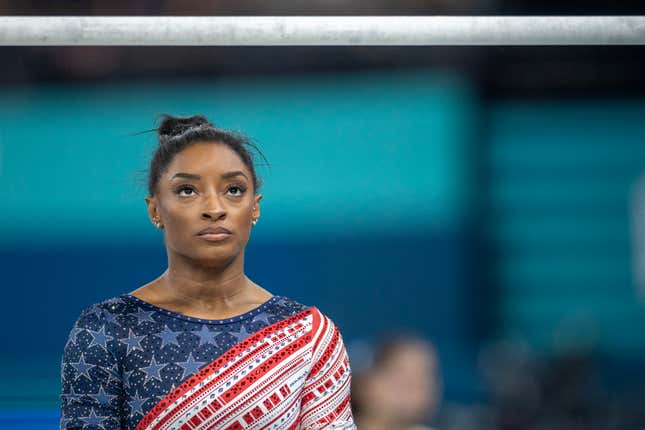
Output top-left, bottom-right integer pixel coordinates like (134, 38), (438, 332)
(145, 142), (262, 267)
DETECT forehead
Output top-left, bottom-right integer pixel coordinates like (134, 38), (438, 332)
(388, 343), (435, 366)
(166, 142), (250, 177)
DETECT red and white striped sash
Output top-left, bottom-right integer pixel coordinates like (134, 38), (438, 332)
(136, 308), (320, 430)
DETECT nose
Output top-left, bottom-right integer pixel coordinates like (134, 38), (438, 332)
(201, 192), (226, 221)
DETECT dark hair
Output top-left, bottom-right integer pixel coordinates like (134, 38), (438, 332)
(147, 114), (267, 196)
(370, 334), (434, 370)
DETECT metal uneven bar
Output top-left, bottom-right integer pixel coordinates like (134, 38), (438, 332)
(1, 16), (644, 46)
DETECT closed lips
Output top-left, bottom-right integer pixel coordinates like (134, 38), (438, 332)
(198, 227), (231, 235)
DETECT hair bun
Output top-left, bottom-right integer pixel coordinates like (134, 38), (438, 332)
(157, 114), (213, 137)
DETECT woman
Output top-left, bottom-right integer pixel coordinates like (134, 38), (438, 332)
(60, 115), (355, 429)
(352, 336), (441, 430)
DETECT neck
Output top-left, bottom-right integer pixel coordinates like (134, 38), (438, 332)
(159, 249), (254, 310)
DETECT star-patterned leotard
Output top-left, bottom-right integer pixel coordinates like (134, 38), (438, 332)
(60, 294), (355, 429)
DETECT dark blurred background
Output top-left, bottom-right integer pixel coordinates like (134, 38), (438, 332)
(1, 1), (645, 429)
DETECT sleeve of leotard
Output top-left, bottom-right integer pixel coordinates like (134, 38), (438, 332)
(298, 308), (356, 430)
(60, 305), (124, 429)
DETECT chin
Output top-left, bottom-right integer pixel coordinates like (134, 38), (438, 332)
(193, 248), (240, 266)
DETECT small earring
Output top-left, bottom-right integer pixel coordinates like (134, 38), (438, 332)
(153, 217), (163, 229)
(252, 219), (258, 226)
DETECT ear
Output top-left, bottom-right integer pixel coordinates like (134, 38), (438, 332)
(145, 196), (160, 226)
(252, 194), (262, 222)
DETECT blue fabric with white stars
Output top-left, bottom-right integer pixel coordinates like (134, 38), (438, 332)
(60, 294), (309, 429)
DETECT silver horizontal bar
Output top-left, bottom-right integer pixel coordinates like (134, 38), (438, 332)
(1, 16), (644, 46)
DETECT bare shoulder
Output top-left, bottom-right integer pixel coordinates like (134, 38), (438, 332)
(127, 280), (163, 303)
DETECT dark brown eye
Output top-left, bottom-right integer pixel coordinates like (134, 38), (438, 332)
(227, 185), (246, 197)
(176, 185), (196, 196)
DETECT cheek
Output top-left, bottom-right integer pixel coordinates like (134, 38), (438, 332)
(235, 210), (254, 236)
(160, 204), (197, 238)
(237, 205), (254, 225)
(163, 205), (188, 223)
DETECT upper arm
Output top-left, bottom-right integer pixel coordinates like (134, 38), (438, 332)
(299, 310), (355, 429)
(60, 305), (124, 429)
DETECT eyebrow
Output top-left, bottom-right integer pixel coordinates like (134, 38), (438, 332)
(171, 171), (248, 180)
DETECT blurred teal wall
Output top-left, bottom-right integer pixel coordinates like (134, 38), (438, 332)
(486, 101), (645, 354)
(0, 70), (475, 246)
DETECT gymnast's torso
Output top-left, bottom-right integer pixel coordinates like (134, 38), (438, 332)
(61, 294), (355, 429)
